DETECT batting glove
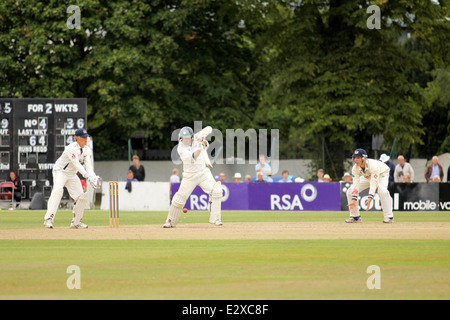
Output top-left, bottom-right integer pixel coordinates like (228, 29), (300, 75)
(200, 138), (209, 150)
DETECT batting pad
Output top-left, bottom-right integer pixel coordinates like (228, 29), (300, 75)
(166, 192), (187, 226)
(72, 192), (88, 225)
(209, 182), (222, 223)
(209, 196), (222, 223)
(166, 206), (183, 226)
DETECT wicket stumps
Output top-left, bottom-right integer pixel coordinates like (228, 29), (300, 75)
(109, 181), (119, 228)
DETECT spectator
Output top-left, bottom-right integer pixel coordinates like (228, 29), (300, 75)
(425, 156), (444, 183)
(169, 168), (180, 203)
(341, 172), (352, 183)
(233, 173), (242, 183)
(245, 174), (252, 183)
(432, 175), (441, 183)
(124, 170), (138, 193)
(125, 170), (138, 182)
(316, 169), (324, 182)
(129, 155), (145, 181)
(219, 173), (226, 183)
(323, 174), (332, 182)
(394, 155), (415, 182)
(403, 175), (412, 183)
(255, 154), (271, 181)
(379, 154), (395, 183)
(6, 171), (22, 208)
(170, 168), (180, 184)
(256, 171), (266, 183)
(279, 170), (293, 183)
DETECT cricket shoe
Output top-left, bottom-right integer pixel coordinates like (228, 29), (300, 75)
(70, 222), (88, 229)
(345, 216), (362, 223)
(163, 220), (175, 228)
(44, 219), (54, 229)
(382, 218), (394, 223)
(210, 220), (223, 226)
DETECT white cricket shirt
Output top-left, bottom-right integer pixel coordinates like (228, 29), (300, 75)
(53, 141), (93, 177)
(351, 159), (390, 196)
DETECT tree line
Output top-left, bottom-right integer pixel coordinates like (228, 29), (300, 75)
(1, 0), (448, 176)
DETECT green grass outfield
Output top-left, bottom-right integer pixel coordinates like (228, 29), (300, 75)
(0, 210), (449, 300)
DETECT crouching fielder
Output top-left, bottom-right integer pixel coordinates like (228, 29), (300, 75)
(164, 125), (222, 228)
(346, 148), (394, 223)
(44, 128), (101, 229)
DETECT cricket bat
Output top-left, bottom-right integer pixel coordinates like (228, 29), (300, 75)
(201, 144), (213, 168)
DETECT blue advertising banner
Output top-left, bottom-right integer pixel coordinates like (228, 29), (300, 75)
(171, 182), (341, 211)
(171, 183), (249, 211)
(171, 182), (450, 211)
(247, 182), (341, 211)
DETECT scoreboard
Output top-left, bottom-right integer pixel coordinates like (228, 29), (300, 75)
(0, 98), (87, 200)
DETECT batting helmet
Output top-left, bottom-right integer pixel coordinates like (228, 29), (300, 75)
(178, 126), (194, 139)
(352, 148), (368, 160)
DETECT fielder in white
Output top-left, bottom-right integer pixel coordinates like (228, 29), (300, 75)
(346, 148), (394, 223)
(44, 128), (100, 229)
(164, 125), (222, 228)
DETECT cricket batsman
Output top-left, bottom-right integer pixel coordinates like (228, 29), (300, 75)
(163, 125), (223, 227)
(43, 128), (101, 229)
(346, 148), (394, 223)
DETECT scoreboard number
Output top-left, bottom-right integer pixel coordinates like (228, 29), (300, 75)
(38, 117), (48, 129)
(45, 103), (52, 114)
(66, 135), (74, 144)
(66, 117), (74, 129)
(77, 118), (85, 129)
(0, 102), (12, 114)
(29, 135), (47, 146)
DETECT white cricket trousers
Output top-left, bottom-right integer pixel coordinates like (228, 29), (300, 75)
(44, 170), (84, 221)
(346, 175), (394, 220)
(178, 169), (217, 198)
